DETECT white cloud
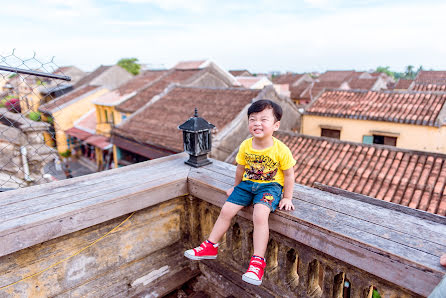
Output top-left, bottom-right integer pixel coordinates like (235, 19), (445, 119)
(1, 1), (445, 73)
(117, 0), (212, 13)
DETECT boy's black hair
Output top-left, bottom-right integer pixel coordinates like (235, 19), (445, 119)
(247, 99), (283, 122)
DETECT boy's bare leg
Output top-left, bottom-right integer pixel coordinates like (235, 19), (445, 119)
(208, 202), (244, 243)
(252, 204), (271, 258)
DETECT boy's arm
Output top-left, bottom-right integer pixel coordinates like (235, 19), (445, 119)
(226, 164), (245, 196)
(279, 168), (295, 211)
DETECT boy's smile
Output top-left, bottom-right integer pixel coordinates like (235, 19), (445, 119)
(248, 108), (280, 141)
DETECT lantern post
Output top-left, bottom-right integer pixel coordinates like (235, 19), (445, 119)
(178, 108), (215, 167)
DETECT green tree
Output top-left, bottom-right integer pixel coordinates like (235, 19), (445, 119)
(375, 66), (395, 79)
(117, 58), (141, 75)
(404, 65), (415, 79)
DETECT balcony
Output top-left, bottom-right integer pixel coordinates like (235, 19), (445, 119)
(0, 153), (444, 297)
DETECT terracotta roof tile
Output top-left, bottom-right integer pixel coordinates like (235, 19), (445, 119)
(317, 70), (358, 82)
(394, 79), (414, 90)
(115, 69), (203, 113)
(415, 70), (446, 84)
(116, 70), (168, 96)
(306, 90), (446, 127)
(411, 83), (446, 92)
(272, 73), (304, 85)
(113, 86), (261, 152)
(348, 78), (378, 90)
(39, 85), (99, 114)
(93, 70), (168, 106)
(299, 81), (342, 101)
(275, 131), (446, 216)
(289, 81), (312, 99)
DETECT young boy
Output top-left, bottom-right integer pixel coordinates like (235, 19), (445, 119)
(184, 99), (296, 286)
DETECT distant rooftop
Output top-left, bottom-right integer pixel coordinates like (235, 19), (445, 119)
(113, 86), (261, 152)
(306, 89), (446, 127)
(275, 131), (446, 216)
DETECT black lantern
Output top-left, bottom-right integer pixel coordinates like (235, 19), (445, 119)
(178, 108), (215, 167)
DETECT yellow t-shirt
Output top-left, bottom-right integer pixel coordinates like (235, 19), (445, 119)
(236, 137), (296, 186)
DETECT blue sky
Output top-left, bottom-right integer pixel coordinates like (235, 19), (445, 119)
(1, 0), (445, 74)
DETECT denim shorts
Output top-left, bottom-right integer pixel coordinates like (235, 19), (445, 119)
(227, 180), (283, 212)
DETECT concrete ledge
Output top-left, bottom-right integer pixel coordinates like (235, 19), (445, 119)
(1, 152), (445, 296)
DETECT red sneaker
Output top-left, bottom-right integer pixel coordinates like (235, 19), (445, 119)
(242, 256), (266, 286)
(184, 241), (218, 260)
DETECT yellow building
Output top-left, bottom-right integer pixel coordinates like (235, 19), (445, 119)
(38, 65), (133, 154)
(301, 89), (446, 153)
(39, 85), (109, 153)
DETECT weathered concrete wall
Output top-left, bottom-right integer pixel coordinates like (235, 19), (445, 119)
(185, 199), (419, 298)
(0, 109), (56, 188)
(0, 197), (198, 297)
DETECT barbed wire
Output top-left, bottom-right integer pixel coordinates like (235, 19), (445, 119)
(0, 50), (72, 190)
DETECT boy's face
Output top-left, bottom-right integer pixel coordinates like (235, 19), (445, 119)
(248, 108), (280, 140)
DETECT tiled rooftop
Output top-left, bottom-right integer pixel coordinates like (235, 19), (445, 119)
(275, 131), (446, 216)
(113, 86), (261, 152)
(93, 70), (168, 106)
(115, 69), (202, 113)
(348, 78), (378, 90)
(317, 70), (358, 82)
(289, 81), (312, 99)
(272, 73), (304, 85)
(299, 81), (342, 101)
(415, 70), (446, 84)
(117, 70), (168, 95)
(39, 85), (99, 113)
(305, 89), (446, 127)
(229, 70), (251, 76)
(411, 83), (446, 92)
(394, 79), (414, 90)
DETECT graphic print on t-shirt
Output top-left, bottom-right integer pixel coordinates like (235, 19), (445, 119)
(244, 153), (278, 181)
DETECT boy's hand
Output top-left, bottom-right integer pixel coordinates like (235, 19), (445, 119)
(279, 198), (295, 211)
(226, 186), (234, 197)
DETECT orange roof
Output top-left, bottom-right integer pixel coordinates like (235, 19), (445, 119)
(415, 70), (446, 84)
(306, 90), (446, 127)
(275, 131), (446, 216)
(394, 79), (414, 90)
(412, 83), (446, 92)
(65, 127), (92, 140)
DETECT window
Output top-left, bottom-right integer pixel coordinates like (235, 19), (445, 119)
(321, 128), (340, 139)
(111, 112), (115, 124)
(373, 135), (397, 146)
(121, 114), (127, 121)
(104, 110), (108, 123)
(363, 135), (397, 146)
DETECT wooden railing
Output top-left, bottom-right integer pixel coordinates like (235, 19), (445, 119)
(0, 153), (444, 297)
